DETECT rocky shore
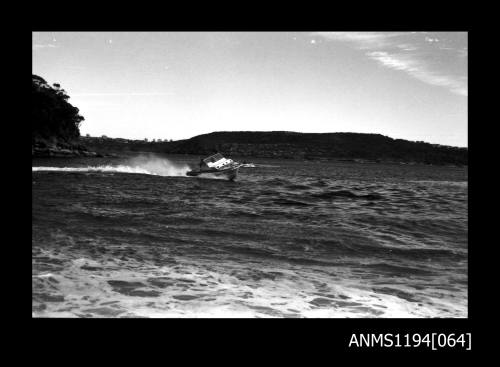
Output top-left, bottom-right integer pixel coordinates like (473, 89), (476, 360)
(32, 141), (104, 158)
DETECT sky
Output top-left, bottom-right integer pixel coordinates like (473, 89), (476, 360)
(32, 32), (468, 147)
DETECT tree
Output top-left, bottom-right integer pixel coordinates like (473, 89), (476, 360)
(32, 74), (84, 143)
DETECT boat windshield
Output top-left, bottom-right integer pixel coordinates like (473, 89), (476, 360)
(203, 153), (224, 163)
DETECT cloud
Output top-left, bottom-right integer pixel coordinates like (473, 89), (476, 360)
(314, 32), (402, 49)
(425, 36), (440, 43)
(72, 92), (173, 97)
(33, 43), (58, 49)
(312, 32), (467, 97)
(366, 51), (467, 96)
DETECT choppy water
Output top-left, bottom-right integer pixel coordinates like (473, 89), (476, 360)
(32, 153), (468, 318)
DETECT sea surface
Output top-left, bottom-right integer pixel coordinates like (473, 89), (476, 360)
(32, 153), (468, 318)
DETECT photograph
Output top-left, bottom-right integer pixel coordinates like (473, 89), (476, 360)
(32, 31), (468, 319)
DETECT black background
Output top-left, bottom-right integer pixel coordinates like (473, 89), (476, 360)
(20, 2), (484, 357)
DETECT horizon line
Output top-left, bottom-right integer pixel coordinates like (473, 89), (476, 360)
(82, 130), (468, 149)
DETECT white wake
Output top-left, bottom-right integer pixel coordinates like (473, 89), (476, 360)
(32, 156), (190, 177)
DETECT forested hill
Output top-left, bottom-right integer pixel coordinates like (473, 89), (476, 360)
(32, 74), (83, 142)
(32, 74), (97, 157)
(82, 131), (467, 165)
(158, 131), (468, 165)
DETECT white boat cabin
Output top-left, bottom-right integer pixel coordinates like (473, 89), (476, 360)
(202, 153), (234, 169)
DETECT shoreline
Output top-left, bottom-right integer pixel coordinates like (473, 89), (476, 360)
(32, 143), (118, 158)
(31, 150), (468, 168)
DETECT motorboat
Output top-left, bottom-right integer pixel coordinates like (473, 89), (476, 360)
(186, 153), (244, 181)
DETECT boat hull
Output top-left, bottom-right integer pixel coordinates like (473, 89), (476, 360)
(186, 166), (240, 181)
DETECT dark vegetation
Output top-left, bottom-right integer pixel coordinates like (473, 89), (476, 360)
(84, 131), (467, 166)
(80, 136), (172, 154)
(32, 74), (96, 157)
(32, 74), (83, 142)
